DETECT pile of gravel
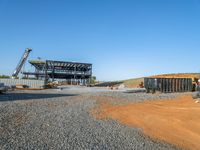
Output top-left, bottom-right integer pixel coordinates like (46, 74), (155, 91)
(89, 91), (189, 105)
(192, 91), (200, 99)
(0, 88), (180, 149)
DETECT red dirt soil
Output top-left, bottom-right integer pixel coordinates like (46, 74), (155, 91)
(92, 95), (200, 150)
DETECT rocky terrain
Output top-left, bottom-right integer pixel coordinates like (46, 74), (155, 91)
(0, 86), (181, 150)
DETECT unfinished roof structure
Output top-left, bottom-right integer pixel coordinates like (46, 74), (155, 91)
(23, 60), (92, 85)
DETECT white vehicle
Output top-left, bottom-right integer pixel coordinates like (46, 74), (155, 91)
(0, 83), (7, 93)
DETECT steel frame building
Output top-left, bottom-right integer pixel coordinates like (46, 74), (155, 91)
(23, 60), (92, 85)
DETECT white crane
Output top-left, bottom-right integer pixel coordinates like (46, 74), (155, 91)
(12, 48), (32, 78)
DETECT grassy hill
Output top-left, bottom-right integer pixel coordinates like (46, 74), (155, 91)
(122, 78), (144, 88)
(122, 73), (200, 88)
(96, 73), (200, 88)
(151, 73), (200, 79)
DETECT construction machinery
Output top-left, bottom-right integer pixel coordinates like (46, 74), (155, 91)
(0, 83), (8, 93)
(12, 48), (32, 78)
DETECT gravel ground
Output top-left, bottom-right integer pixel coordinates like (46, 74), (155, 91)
(0, 86), (182, 150)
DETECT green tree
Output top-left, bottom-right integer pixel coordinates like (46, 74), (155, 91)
(0, 75), (10, 78)
(90, 76), (96, 84)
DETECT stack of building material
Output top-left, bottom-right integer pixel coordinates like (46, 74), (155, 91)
(0, 83), (7, 93)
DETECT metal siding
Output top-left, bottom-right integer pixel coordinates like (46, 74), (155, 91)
(0, 79), (44, 88)
(144, 78), (192, 93)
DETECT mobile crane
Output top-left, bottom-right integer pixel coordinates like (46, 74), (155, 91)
(12, 48), (32, 78)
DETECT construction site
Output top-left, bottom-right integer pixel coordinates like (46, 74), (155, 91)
(0, 48), (200, 150)
(0, 48), (92, 90)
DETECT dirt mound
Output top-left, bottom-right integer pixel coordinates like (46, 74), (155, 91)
(151, 73), (200, 79)
(92, 95), (200, 150)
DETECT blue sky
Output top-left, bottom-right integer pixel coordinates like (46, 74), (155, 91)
(0, 0), (200, 81)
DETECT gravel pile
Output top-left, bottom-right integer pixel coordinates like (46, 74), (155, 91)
(86, 90), (190, 105)
(0, 87), (181, 150)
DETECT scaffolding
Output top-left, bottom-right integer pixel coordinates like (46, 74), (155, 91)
(23, 60), (92, 86)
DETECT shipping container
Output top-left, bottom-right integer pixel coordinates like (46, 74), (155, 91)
(144, 78), (192, 93)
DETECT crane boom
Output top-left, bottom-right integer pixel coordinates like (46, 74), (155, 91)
(12, 48), (32, 78)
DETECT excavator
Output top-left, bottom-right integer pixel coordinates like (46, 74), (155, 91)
(12, 48), (32, 78)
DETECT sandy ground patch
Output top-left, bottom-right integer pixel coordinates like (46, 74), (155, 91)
(92, 95), (200, 150)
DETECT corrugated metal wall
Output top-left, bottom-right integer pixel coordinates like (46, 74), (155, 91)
(0, 79), (44, 88)
(144, 78), (192, 93)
